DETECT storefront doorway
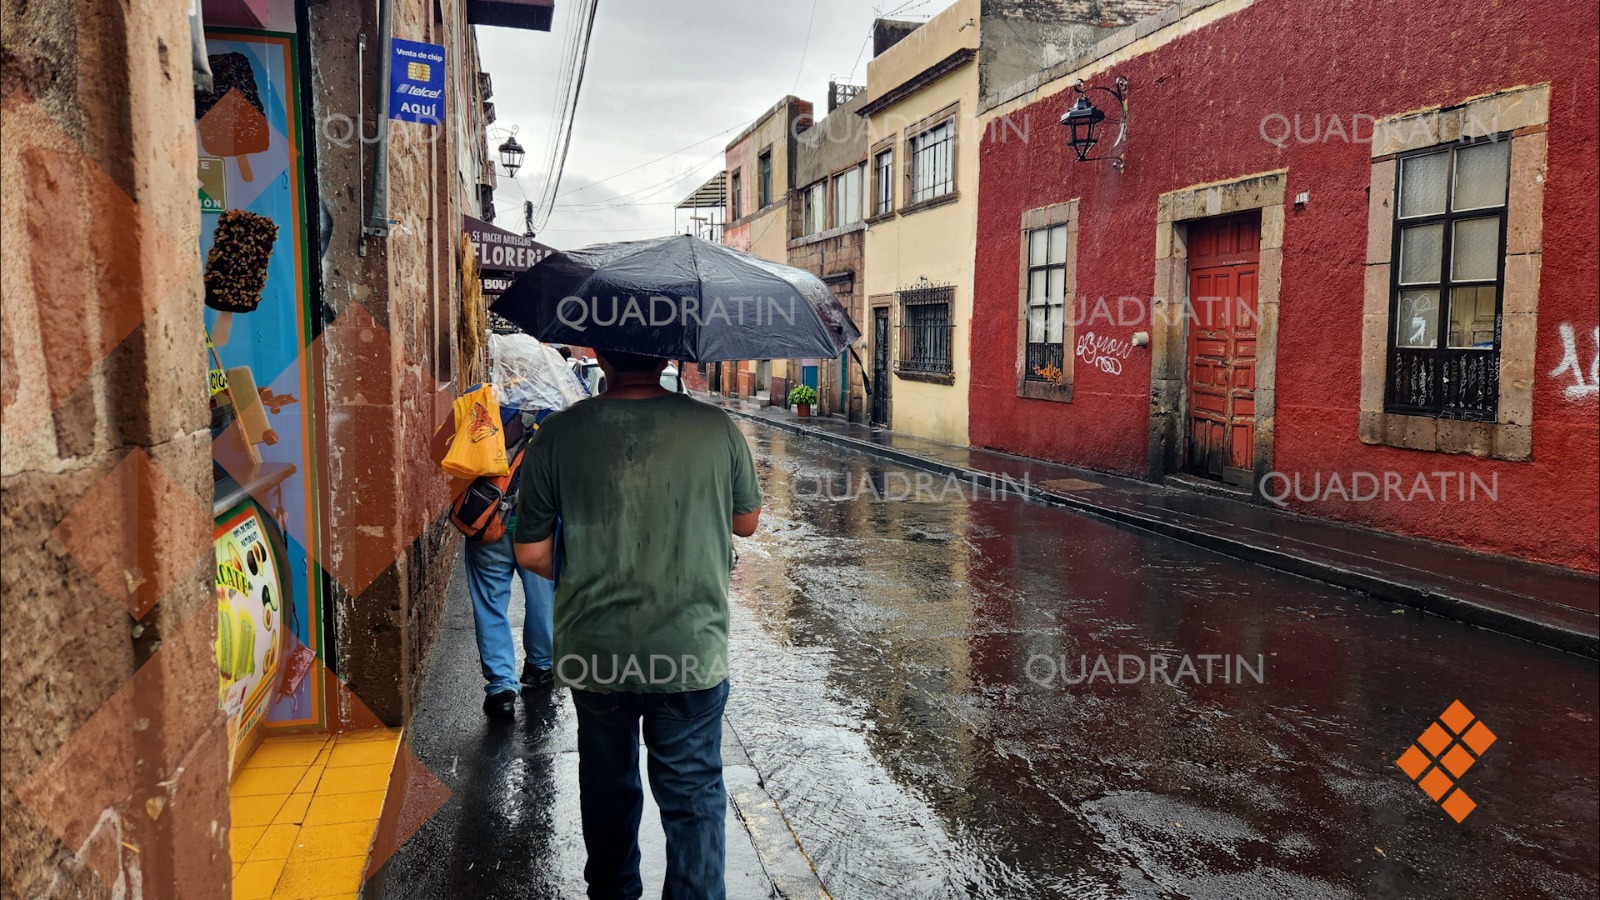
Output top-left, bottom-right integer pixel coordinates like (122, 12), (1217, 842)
(871, 307), (891, 426)
(1185, 212), (1261, 484)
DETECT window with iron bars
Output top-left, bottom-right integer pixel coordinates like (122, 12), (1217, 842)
(1024, 223), (1068, 381)
(897, 283), (954, 375)
(909, 120), (954, 204)
(1385, 135), (1510, 420)
(873, 148), (894, 215)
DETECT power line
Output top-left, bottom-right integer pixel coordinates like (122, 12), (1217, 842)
(556, 117), (753, 198)
(555, 145), (725, 211)
(529, 0), (590, 217)
(529, 0), (586, 205)
(533, 0), (601, 231)
(792, 0), (820, 94)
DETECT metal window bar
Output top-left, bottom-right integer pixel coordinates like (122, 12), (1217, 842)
(910, 122), (953, 203)
(897, 285), (954, 374)
(874, 150), (893, 214)
(1025, 343), (1065, 382)
(1384, 135), (1510, 420)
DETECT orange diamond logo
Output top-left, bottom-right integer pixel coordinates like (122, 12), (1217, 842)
(1463, 721), (1497, 755)
(1417, 722), (1452, 757)
(1418, 767), (1455, 801)
(1440, 744), (1477, 778)
(1440, 700), (1475, 734)
(1396, 745), (1431, 780)
(1440, 789), (1478, 823)
(1398, 701), (1492, 822)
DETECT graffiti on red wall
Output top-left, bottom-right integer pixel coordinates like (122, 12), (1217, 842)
(1550, 323), (1598, 401)
(1075, 331), (1133, 376)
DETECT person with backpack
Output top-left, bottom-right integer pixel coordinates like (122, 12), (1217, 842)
(431, 335), (588, 720)
(430, 394), (555, 719)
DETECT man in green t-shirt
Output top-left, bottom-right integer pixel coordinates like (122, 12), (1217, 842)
(514, 349), (761, 900)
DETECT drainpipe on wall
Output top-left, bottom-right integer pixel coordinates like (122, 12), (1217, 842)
(364, 0), (394, 239)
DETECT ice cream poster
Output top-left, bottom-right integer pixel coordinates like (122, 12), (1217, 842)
(198, 31), (324, 730)
(215, 502), (289, 775)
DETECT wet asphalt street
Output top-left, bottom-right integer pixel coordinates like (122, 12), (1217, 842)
(377, 418), (1598, 899)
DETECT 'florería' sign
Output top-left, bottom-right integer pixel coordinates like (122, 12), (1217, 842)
(463, 214), (553, 294)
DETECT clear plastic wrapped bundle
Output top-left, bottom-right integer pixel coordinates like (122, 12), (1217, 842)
(488, 333), (588, 412)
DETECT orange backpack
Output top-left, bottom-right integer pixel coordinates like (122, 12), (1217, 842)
(449, 420), (531, 543)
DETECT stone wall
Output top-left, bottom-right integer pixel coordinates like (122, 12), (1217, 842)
(1, 0), (228, 895)
(306, 0), (475, 726)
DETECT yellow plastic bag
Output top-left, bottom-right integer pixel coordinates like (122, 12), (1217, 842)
(441, 384), (509, 479)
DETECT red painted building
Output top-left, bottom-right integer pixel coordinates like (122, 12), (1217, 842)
(970, 0), (1598, 571)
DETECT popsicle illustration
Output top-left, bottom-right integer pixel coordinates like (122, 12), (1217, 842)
(204, 208), (278, 313)
(196, 53), (269, 181)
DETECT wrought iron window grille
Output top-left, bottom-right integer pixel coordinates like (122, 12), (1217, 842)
(896, 280), (955, 375)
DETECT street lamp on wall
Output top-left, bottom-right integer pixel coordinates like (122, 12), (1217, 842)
(1060, 75), (1128, 171)
(497, 133), (525, 178)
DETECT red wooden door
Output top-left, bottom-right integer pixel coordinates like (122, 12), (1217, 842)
(1186, 214), (1261, 484)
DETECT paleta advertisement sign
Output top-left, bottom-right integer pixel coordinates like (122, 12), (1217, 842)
(215, 502), (290, 775)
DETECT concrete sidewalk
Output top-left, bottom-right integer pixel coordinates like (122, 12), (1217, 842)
(366, 554), (828, 899)
(715, 397), (1598, 659)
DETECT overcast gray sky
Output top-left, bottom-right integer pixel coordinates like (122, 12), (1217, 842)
(476, 0), (960, 249)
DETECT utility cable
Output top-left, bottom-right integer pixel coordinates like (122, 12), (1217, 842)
(793, 0), (820, 94)
(555, 144), (727, 211)
(556, 116), (753, 198)
(533, 0), (601, 232)
(530, 0), (586, 205)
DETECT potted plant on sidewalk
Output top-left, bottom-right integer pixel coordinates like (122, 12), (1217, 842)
(787, 384), (817, 417)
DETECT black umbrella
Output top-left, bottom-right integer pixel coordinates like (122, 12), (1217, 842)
(490, 234), (860, 361)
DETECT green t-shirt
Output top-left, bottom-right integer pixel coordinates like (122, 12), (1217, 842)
(514, 393), (762, 693)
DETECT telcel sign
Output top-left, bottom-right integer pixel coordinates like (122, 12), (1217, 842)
(390, 39), (446, 124)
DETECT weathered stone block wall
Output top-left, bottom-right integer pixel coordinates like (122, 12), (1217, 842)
(2, 0), (227, 895)
(306, 0), (473, 725)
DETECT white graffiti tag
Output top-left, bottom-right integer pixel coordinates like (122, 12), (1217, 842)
(1549, 323), (1599, 400)
(1075, 331), (1133, 376)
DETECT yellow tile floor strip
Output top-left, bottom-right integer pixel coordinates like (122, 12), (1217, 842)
(228, 729), (403, 900)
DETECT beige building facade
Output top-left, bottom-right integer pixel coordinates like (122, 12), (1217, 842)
(859, 1), (984, 444)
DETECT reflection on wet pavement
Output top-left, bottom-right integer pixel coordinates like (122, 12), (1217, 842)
(725, 423), (1598, 899)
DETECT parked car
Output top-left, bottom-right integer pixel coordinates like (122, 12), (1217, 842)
(576, 357), (605, 396)
(574, 359), (686, 396)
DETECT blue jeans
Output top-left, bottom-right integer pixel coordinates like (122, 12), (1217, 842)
(570, 679), (730, 900)
(463, 533), (554, 695)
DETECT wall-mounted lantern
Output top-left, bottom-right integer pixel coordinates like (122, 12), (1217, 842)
(497, 133), (525, 178)
(1060, 75), (1128, 171)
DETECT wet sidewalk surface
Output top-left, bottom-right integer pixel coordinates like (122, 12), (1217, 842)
(714, 398), (1599, 658)
(366, 561), (820, 899)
